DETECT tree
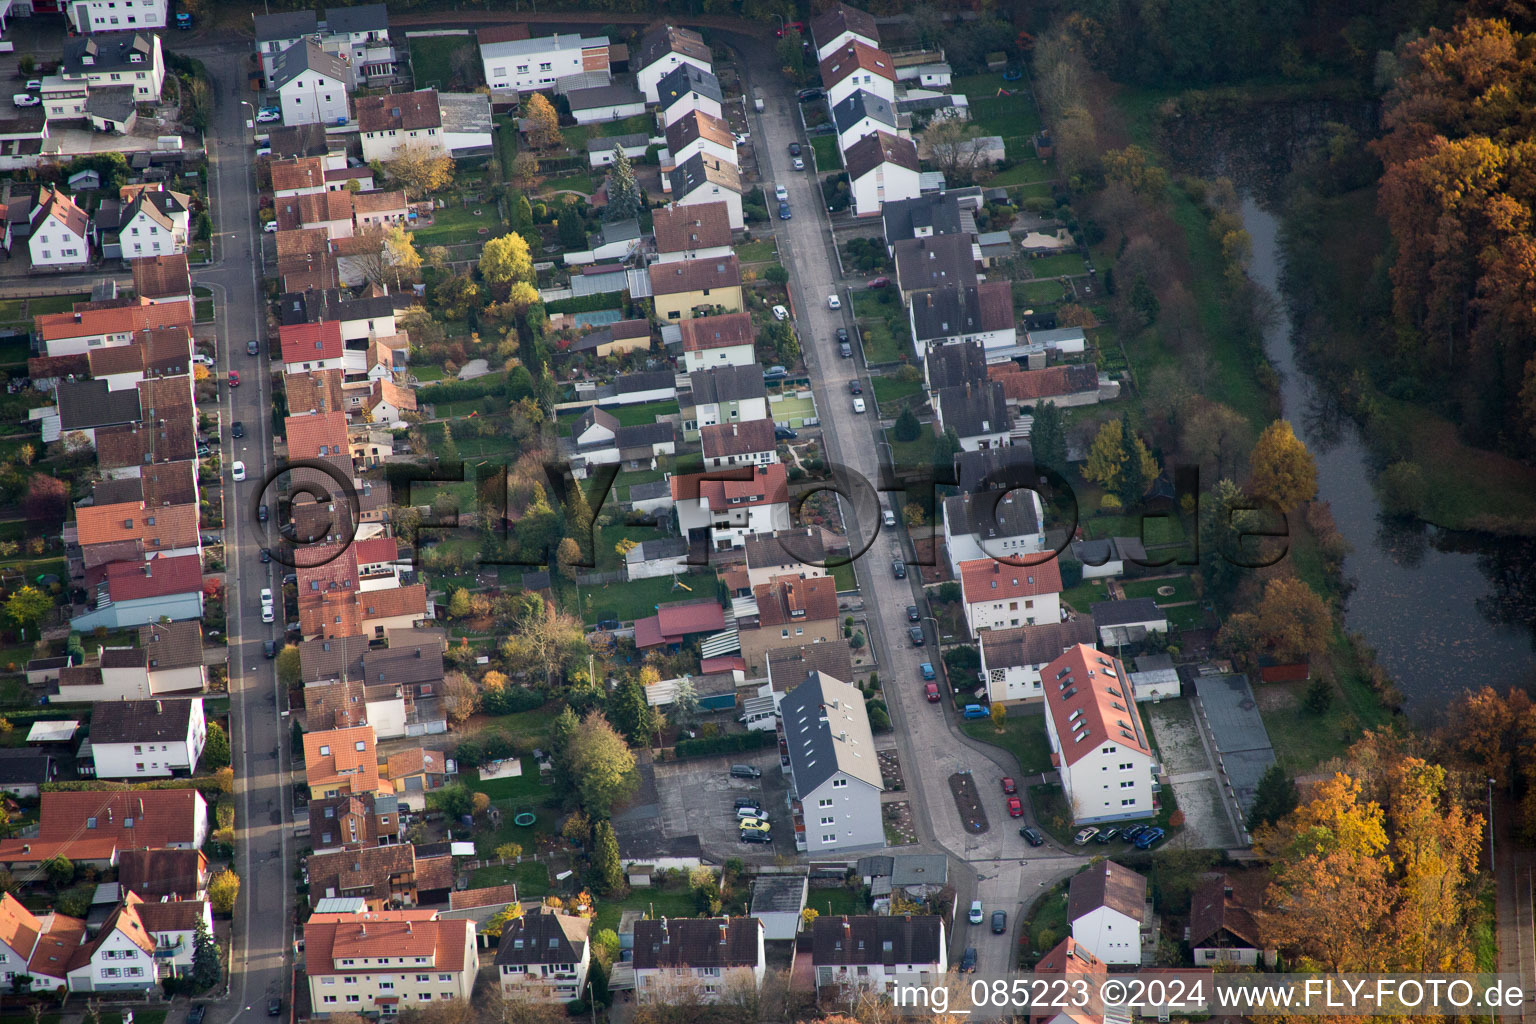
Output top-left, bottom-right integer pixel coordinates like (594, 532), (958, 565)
(1247, 762), (1299, 831)
(208, 869), (239, 915)
(275, 644), (302, 687)
(43, 855), (73, 888)
(383, 226), (422, 287)
(1083, 419), (1127, 490)
(384, 143), (454, 197)
(606, 678), (658, 746)
(480, 901), (524, 938)
(498, 605), (588, 686)
(441, 670), (481, 726)
(1305, 674), (1335, 714)
(893, 406), (921, 442)
(202, 721), (231, 772)
(670, 677), (700, 732)
(567, 710), (638, 818)
(4, 587), (50, 641)
(1218, 576), (1332, 664)
(989, 703), (1007, 728)
(776, 30), (807, 82)
(190, 918), (221, 990)
(931, 426), (961, 471)
(495, 841), (523, 861)
(591, 819), (624, 894)
(22, 474), (67, 527)
(1116, 425), (1158, 505)
(472, 792), (491, 816)
(903, 502), (926, 527)
(511, 151), (540, 190)
(1249, 419), (1318, 510)
(479, 233), (534, 291)
(448, 588), (472, 619)
(605, 146), (642, 222)
(923, 119), (993, 182)
(523, 93), (562, 150)
(1031, 401), (1068, 477)
(558, 208), (586, 248)
(507, 280), (539, 312)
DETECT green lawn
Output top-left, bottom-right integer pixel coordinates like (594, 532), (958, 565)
(990, 161), (1056, 188)
(1081, 512), (1184, 545)
(961, 711), (1054, 775)
(468, 859), (550, 897)
(1026, 252), (1089, 278)
(735, 239), (779, 262)
(468, 757), (548, 804)
(542, 172), (597, 196)
(886, 428), (937, 471)
(872, 376), (923, 409)
(612, 400), (680, 427)
(1121, 576), (1197, 605)
(1022, 879), (1071, 962)
(830, 560), (857, 593)
(410, 34), (478, 90)
(410, 201), (504, 247)
(476, 706), (558, 749)
(857, 310), (910, 366)
(813, 886), (869, 917)
(26, 293), (87, 316)
(411, 364), (447, 382)
(811, 134), (841, 171)
(475, 803), (561, 858)
(1255, 680), (1357, 775)
(1014, 279), (1069, 309)
(596, 521), (667, 571)
(572, 573), (699, 625)
(968, 93), (1042, 150)
(1059, 576), (1111, 616)
(592, 884), (701, 936)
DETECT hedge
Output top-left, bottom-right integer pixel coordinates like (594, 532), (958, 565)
(674, 730), (776, 759)
(416, 374), (507, 404)
(43, 776), (229, 798)
(544, 292), (624, 315)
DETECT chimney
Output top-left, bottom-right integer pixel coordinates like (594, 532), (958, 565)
(360, 923), (366, 937)
(719, 923), (727, 945)
(842, 916), (851, 941)
(660, 916), (669, 943)
(155, 700), (162, 714)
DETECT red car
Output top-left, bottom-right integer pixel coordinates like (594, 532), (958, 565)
(1007, 796), (1023, 817)
(867, 277), (890, 289)
(228, 370), (240, 387)
(924, 682), (941, 703)
(1002, 777), (1017, 794)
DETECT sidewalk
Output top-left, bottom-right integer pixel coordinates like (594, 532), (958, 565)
(1494, 792), (1533, 1013)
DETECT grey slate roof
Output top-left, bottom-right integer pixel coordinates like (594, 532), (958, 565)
(633, 918), (761, 969)
(944, 489), (1039, 541)
(913, 286), (1008, 344)
(750, 875), (807, 915)
(272, 40), (350, 91)
(615, 421), (676, 449)
(253, 10), (317, 42)
(90, 698), (197, 745)
(279, 288), (396, 327)
(656, 63), (722, 109)
(0, 748), (54, 786)
(881, 191), (973, 247)
(566, 82), (645, 111)
(980, 619), (1097, 670)
(936, 380), (1009, 439)
(587, 132), (650, 153)
(495, 907), (589, 967)
(688, 364), (765, 406)
(831, 89), (896, 134)
(58, 379), (141, 431)
(780, 671), (881, 796)
(323, 4), (389, 34)
(633, 536), (688, 561)
(953, 446), (1035, 493)
(614, 370), (676, 396)
(810, 914), (944, 967)
(85, 87), (137, 125)
(924, 340), (987, 391)
(1090, 597), (1165, 627)
(63, 32), (157, 76)
(890, 854), (948, 887)
(361, 642), (444, 688)
(1067, 861), (1148, 923)
(629, 480), (671, 503)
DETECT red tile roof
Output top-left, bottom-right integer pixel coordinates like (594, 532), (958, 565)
(36, 789), (205, 846)
(36, 299), (193, 342)
(281, 320), (345, 364)
(670, 463), (789, 507)
(754, 574), (838, 626)
(285, 410), (350, 459)
(959, 557), (1062, 604)
(130, 253), (191, 300)
(656, 600), (726, 636)
(1041, 644), (1151, 769)
(355, 537), (399, 565)
(103, 554), (203, 602)
(304, 914), (469, 975)
(270, 156), (328, 194)
(648, 255), (741, 296)
(652, 201), (733, 254)
(818, 40), (895, 89)
(356, 91), (441, 134)
(990, 362), (1100, 403)
(701, 418), (776, 459)
(679, 311), (753, 351)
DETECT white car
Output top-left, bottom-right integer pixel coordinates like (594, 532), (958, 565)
(968, 900), (984, 925)
(793, 157), (805, 171)
(231, 461), (246, 482)
(11, 94), (39, 108)
(260, 588), (273, 608)
(771, 304), (788, 321)
(735, 807), (766, 820)
(827, 294), (841, 310)
(263, 220), (278, 233)
(256, 109), (281, 123)
(261, 605), (275, 624)
(852, 397), (866, 414)
(192, 353), (215, 367)
(774, 184), (788, 202)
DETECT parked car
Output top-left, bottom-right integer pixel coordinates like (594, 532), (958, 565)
(920, 662), (935, 680)
(1134, 827), (1166, 850)
(192, 352), (215, 367)
(774, 184), (789, 202)
(852, 397), (866, 413)
(260, 588), (273, 607)
(258, 503), (269, 522)
(839, 340), (852, 357)
(1121, 825), (1149, 843)
(1020, 826), (1045, 846)
(247, 339), (260, 356)
(835, 327), (850, 343)
(263, 640), (277, 659)
(12, 94), (39, 107)
(196, 443), (212, 458)
(883, 509), (897, 527)
(260, 548), (271, 563)
(730, 764), (762, 779)
(788, 142), (802, 156)
(771, 304), (789, 322)
(734, 798), (760, 810)
(740, 830), (771, 844)
(774, 426), (798, 440)
(907, 626), (925, 646)
(924, 681), (941, 702)
(1073, 827), (1099, 846)
(867, 277), (890, 288)
(968, 900), (983, 925)
(188, 1007), (206, 1024)
(827, 294), (841, 309)
(764, 365), (789, 379)
(231, 461), (246, 481)
(228, 370), (240, 387)
(962, 705), (989, 719)
(848, 379), (862, 394)
(735, 806), (766, 820)
(1006, 796), (1023, 817)
(268, 999), (282, 1017)
(797, 88), (824, 102)
(231, 421), (245, 439)
(257, 108), (281, 123)
(778, 202), (792, 220)
(959, 947), (977, 972)
(200, 533), (221, 546)
(739, 817), (771, 835)
(263, 220), (278, 233)
(793, 157), (805, 170)
(907, 604), (920, 622)
(261, 605), (274, 624)
(991, 910), (1008, 934)
(1094, 828), (1120, 844)
(893, 561), (907, 580)
(1001, 777), (1017, 794)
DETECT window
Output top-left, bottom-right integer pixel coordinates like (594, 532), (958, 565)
(1121, 798), (1136, 806)
(346, 996), (361, 1004)
(819, 816), (834, 825)
(416, 975), (429, 982)
(323, 997), (338, 1004)
(832, 778), (847, 788)
(821, 833), (836, 843)
(818, 798), (832, 808)
(438, 974), (451, 982)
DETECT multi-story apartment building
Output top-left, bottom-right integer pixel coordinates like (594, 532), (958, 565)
(305, 909), (478, 1016)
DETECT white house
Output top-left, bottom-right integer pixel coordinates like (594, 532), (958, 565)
(135, 899), (215, 983)
(479, 32), (611, 94)
(496, 908), (591, 1004)
(304, 910), (478, 1015)
(943, 490), (1047, 577)
(86, 697), (207, 779)
(811, 915), (946, 998)
(830, 90), (898, 155)
(819, 40), (896, 109)
(671, 153), (744, 229)
(60, 32), (165, 102)
(959, 557), (1062, 634)
(979, 619), (1099, 705)
(934, 380), (1012, 452)
(66, 0), (167, 33)
(664, 111), (736, 170)
(118, 186), (190, 258)
(781, 672), (883, 852)
(572, 406), (618, 447)
(652, 201), (734, 265)
(656, 64), (723, 128)
(28, 186), (89, 269)
(66, 897), (161, 993)
(634, 24), (713, 104)
(274, 41), (351, 128)
(911, 281), (1017, 356)
(1068, 861), (1148, 967)
(632, 918), (765, 1004)
(280, 321), (347, 375)
(844, 131), (920, 218)
(437, 92), (494, 156)
(742, 530), (829, 590)
(680, 312), (756, 372)
(671, 465), (791, 553)
(566, 83), (646, 125)
(1042, 644), (1158, 825)
(357, 90), (445, 163)
(701, 419), (778, 470)
(253, 9), (319, 88)
(1090, 598), (1168, 649)
(810, 2), (881, 61)
(254, 6), (397, 90)
(686, 363), (768, 436)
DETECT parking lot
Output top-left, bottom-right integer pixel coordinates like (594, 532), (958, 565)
(651, 750), (793, 858)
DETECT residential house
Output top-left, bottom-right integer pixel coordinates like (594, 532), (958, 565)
(365, 379), (415, 422)
(781, 672), (883, 852)
(275, 190), (356, 237)
(35, 298), (193, 357)
(352, 189), (411, 230)
(480, 32), (610, 94)
(74, 496), (199, 565)
(701, 419), (778, 470)
(436, 92), (494, 156)
(606, 369), (676, 406)
(679, 311), (755, 371)
(935, 380), (1012, 451)
(959, 556), (1062, 634)
(664, 112), (736, 172)
(309, 791), (404, 851)
(1189, 872), (1267, 967)
(280, 288), (399, 344)
(384, 748), (452, 811)
(66, 0), (169, 33)
(33, 377), (138, 445)
(1042, 645), (1156, 825)
(893, 232), (979, 302)
(830, 90), (898, 155)
(625, 537), (691, 581)
(810, 2), (881, 61)
(979, 619), (1098, 704)
(656, 63), (723, 128)
(357, 90), (445, 164)
(268, 121), (348, 165)
(881, 189), (979, 250)
(844, 131), (920, 218)
(61, 32), (165, 102)
(683, 363), (767, 440)
(649, 254), (743, 320)
(0, 788), (209, 864)
(819, 40), (897, 109)
(632, 918), (765, 1004)
(587, 132), (649, 168)
(631, 600), (728, 651)
(253, 10), (320, 88)
(117, 847), (209, 901)
(359, 586), (430, 640)
(130, 253), (192, 305)
(304, 908), (478, 1013)
(273, 41), (351, 127)
(573, 318), (650, 358)
(306, 845), (421, 908)
(1030, 937), (1123, 1024)
(810, 915), (946, 997)
(1067, 861), (1147, 967)
(132, 897), (214, 983)
(65, 893), (159, 993)
(83, 332), (194, 391)
(652, 201), (734, 264)
(912, 281), (1016, 356)
(671, 153), (743, 229)
(117, 185), (191, 258)
(496, 907), (591, 1003)
(566, 82), (646, 125)
(634, 25), (713, 105)
(992, 362), (1108, 409)
(0, 749), (57, 798)
(742, 529), (828, 590)
(740, 575), (839, 675)
(672, 464), (791, 552)
(84, 697), (207, 779)
(1089, 599), (1167, 649)
(924, 337), (987, 394)
(303, 725), (383, 799)
(1070, 537), (1149, 581)
(287, 368), (347, 417)
(943, 489), (1047, 575)
(302, 676), (405, 737)
(71, 554), (204, 631)
(271, 156), (331, 199)
(28, 185), (89, 269)
(764, 641), (855, 711)
(84, 87), (138, 135)
(323, 4), (398, 86)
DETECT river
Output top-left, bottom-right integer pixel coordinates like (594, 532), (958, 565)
(1241, 199), (1536, 718)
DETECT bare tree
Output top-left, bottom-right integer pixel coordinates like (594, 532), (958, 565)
(922, 119), (992, 183)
